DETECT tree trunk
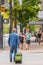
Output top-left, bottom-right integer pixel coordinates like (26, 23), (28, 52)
(14, 9), (16, 28)
(19, 9), (22, 32)
(9, 0), (13, 33)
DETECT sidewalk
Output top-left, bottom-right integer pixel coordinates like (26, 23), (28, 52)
(0, 49), (43, 65)
(3, 42), (43, 51)
(0, 42), (43, 65)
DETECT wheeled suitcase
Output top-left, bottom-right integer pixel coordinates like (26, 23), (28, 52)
(15, 52), (22, 63)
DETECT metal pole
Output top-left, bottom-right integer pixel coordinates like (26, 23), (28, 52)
(0, 0), (3, 49)
(0, 16), (3, 49)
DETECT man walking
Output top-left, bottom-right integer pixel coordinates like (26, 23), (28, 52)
(8, 28), (19, 62)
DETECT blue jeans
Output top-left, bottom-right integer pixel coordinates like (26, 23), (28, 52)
(10, 46), (17, 61)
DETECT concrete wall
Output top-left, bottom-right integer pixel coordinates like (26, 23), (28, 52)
(3, 34), (9, 48)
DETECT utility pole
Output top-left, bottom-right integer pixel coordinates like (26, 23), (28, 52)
(0, 16), (3, 49)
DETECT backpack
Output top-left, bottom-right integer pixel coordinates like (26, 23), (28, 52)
(26, 33), (30, 40)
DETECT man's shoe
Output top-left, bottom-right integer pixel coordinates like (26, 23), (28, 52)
(10, 58), (12, 62)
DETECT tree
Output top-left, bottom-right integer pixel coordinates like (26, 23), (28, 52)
(16, 0), (40, 32)
(8, 0), (40, 32)
(13, 0), (20, 28)
(22, 0), (40, 25)
(8, 0), (20, 32)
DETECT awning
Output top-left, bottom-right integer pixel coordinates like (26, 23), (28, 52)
(29, 21), (43, 25)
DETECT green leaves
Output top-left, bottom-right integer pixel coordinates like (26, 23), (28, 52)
(8, 0), (40, 29)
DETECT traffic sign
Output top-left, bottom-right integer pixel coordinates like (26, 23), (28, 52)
(3, 13), (9, 19)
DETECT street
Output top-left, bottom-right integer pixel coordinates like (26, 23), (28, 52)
(0, 42), (43, 65)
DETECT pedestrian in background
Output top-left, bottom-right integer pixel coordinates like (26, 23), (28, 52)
(35, 32), (38, 42)
(41, 31), (43, 42)
(26, 31), (31, 50)
(19, 32), (24, 50)
(37, 31), (41, 45)
(8, 28), (19, 62)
